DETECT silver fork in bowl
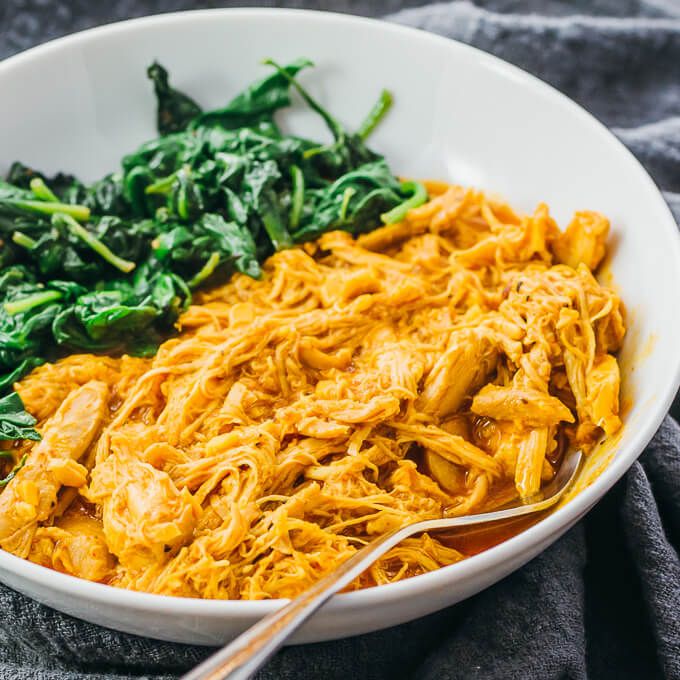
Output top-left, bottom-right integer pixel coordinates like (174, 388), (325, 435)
(183, 448), (583, 680)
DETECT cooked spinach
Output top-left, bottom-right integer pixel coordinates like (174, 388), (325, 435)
(0, 453), (28, 488)
(189, 58), (310, 131)
(0, 454), (28, 488)
(147, 62), (203, 135)
(0, 392), (40, 442)
(0, 58), (428, 444)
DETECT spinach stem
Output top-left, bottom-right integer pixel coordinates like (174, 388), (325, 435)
(53, 213), (136, 273)
(302, 145), (330, 160)
(357, 90), (393, 140)
(289, 165), (305, 229)
(4, 290), (63, 315)
(262, 208), (293, 251)
(12, 231), (37, 249)
(145, 172), (177, 195)
(175, 166), (192, 220)
(339, 187), (356, 222)
(30, 177), (59, 202)
(189, 252), (221, 289)
(380, 181), (428, 224)
(0, 453), (28, 487)
(7, 199), (90, 222)
(262, 58), (344, 141)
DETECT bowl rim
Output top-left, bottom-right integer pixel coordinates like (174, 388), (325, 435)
(1, 6), (679, 620)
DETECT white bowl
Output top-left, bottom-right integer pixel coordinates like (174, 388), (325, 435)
(0, 8), (678, 646)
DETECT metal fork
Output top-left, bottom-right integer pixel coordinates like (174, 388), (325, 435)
(183, 448), (583, 680)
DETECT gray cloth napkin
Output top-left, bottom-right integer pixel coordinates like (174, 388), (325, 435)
(1, 1), (679, 678)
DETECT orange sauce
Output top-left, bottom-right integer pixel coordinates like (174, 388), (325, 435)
(438, 511), (548, 556)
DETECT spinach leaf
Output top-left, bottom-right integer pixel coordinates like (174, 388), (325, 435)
(291, 159), (404, 241)
(242, 160), (292, 251)
(190, 58), (312, 130)
(79, 174), (130, 216)
(147, 61), (203, 135)
(51, 268), (189, 356)
(0, 453), (29, 487)
(0, 268), (77, 388)
(0, 358), (44, 394)
(0, 392), (40, 441)
(6, 162), (79, 199)
(154, 213), (260, 282)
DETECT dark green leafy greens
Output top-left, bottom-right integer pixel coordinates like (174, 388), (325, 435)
(0, 391), (37, 486)
(147, 62), (202, 135)
(0, 392), (40, 442)
(0, 58), (427, 445)
(0, 453), (28, 488)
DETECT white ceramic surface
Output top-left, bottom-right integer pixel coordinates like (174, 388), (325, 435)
(0, 8), (678, 646)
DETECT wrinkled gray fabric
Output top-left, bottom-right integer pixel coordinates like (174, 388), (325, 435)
(1, 1), (679, 678)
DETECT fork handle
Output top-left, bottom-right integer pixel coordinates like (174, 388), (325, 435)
(181, 526), (409, 680)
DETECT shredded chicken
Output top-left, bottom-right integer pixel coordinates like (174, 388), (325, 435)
(0, 382), (109, 556)
(1, 183), (625, 599)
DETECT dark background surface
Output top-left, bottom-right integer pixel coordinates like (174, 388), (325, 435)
(2, 0), (678, 58)
(1, 0), (678, 422)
